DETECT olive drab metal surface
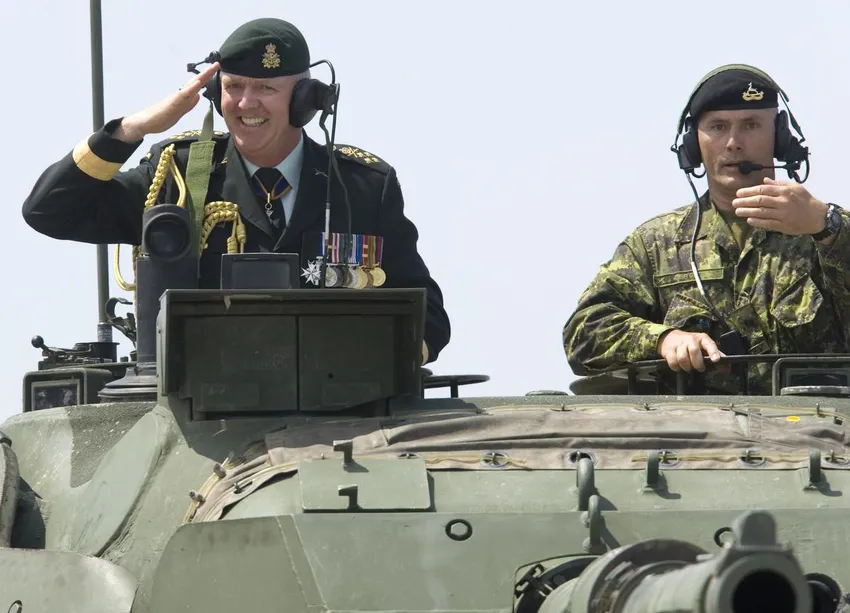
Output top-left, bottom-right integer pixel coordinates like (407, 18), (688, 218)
(7, 209), (850, 613)
(3, 2), (850, 612)
(0, 433), (18, 548)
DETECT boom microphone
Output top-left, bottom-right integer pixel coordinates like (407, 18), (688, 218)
(737, 161), (787, 174)
(186, 51), (221, 74)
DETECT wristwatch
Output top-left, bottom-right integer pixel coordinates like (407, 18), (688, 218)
(811, 203), (842, 240)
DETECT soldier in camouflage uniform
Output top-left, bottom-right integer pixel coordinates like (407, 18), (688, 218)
(562, 65), (850, 394)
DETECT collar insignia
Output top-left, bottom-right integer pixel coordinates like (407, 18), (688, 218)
(262, 43), (281, 69)
(742, 82), (764, 102)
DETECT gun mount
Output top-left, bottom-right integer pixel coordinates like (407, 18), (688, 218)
(29, 335), (118, 371)
(105, 297), (136, 345)
(24, 336), (128, 412)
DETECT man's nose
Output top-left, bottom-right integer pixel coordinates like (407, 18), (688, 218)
(725, 127), (743, 150)
(238, 90), (259, 108)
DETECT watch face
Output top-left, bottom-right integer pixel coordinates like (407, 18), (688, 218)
(823, 205), (842, 236)
(829, 209), (841, 232)
(812, 205), (840, 239)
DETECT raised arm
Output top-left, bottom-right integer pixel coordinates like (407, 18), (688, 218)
(22, 63), (220, 246)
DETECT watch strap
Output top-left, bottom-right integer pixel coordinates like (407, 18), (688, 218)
(811, 203), (839, 240)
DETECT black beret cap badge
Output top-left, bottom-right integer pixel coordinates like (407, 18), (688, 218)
(742, 82), (764, 102)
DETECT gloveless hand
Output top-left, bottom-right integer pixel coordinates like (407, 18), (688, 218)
(657, 329), (724, 372)
(116, 62), (221, 142)
(732, 177), (828, 236)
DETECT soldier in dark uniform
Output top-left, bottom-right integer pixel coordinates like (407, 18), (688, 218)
(22, 17), (449, 364)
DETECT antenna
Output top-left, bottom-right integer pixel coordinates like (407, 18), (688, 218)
(89, 0), (112, 347)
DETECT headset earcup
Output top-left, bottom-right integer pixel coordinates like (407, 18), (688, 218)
(289, 79), (320, 128)
(773, 110), (792, 161)
(201, 71), (223, 116)
(678, 119), (703, 171)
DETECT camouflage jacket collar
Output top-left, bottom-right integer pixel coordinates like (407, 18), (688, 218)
(673, 190), (769, 251)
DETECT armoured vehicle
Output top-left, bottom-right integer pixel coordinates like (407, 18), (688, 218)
(3, 5), (850, 612)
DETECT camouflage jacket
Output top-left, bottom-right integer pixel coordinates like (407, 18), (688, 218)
(562, 193), (850, 394)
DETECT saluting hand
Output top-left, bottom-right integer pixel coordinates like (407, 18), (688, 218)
(732, 177), (829, 237)
(115, 62), (221, 143)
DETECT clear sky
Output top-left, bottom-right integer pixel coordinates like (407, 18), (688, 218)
(1, 0), (847, 421)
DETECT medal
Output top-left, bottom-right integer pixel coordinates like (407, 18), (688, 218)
(301, 259), (321, 285)
(324, 265), (340, 288)
(351, 267), (368, 289)
(341, 266), (354, 288)
(252, 173), (291, 218)
(315, 232), (385, 289)
(370, 266), (386, 287)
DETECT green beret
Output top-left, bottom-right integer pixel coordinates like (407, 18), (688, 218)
(689, 68), (778, 122)
(218, 18), (310, 78)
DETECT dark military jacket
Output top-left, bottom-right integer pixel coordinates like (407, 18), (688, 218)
(562, 193), (850, 394)
(22, 118), (450, 361)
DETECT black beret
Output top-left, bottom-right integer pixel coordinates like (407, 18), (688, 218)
(689, 68), (778, 122)
(218, 18), (310, 78)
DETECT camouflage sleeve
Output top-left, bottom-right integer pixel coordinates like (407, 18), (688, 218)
(815, 208), (850, 305)
(562, 230), (673, 375)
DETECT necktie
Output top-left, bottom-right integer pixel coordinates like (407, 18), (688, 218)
(252, 167), (291, 236)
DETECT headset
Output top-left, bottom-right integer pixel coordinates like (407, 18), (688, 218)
(187, 51), (338, 128)
(667, 64), (814, 368)
(186, 50), (352, 290)
(670, 63), (810, 182)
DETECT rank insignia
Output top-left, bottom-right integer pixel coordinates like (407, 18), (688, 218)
(262, 43), (281, 69)
(742, 82), (764, 102)
(335, 145), (382, 165)
(168, 129), (226, 140)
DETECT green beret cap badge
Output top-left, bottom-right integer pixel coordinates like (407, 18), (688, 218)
(262, 43), (281, 69)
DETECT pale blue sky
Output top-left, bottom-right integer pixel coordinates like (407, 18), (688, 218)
(1, 1), (847, 420)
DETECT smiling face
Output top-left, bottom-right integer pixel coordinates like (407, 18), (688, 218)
(220, 71), (302, 167)
(697, 107), (777, 204)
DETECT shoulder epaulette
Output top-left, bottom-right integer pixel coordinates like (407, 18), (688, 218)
(333, 144), (390, 173)
(164, 129), (229, 144)
(145, 129), (229, 164)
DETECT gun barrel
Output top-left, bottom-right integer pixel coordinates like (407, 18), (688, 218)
(535, 511), (819, 613)
(620, 551), (808, 613)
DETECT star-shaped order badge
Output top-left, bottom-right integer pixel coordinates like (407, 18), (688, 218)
(301, 259), (321, 285)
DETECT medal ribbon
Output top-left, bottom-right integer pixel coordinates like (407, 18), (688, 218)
(252, 174), (291, 201)
(320, 232), (374, 266)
